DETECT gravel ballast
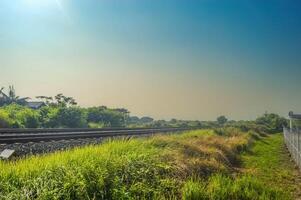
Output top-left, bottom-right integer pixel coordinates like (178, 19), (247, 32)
(0, 137), (110, 158)
(0, 134), (157, 159)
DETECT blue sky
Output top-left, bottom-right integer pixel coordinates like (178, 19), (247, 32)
(0, 0), (301, 120)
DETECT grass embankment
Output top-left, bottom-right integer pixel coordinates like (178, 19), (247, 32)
(241, 133), (301, 199)
(0, 130), (288, 199)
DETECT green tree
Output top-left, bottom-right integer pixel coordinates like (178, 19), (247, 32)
(140, 117), (154, 123)
(54, 94), (77, 107)
(255, 113), (288, 133)
(217, 116), (228, 125)
(37, 94), (77, 107)
(38, 106), (60, 128)
(55, 107), (87, 128)
(36, 96), (54, 106)
(87, 107), (128, 127)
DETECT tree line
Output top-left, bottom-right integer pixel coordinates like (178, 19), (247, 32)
(0, 86), (204, 128)
(0, 86), (288, 130)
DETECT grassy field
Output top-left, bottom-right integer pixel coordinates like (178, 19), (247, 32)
(0, 129), (295, 199)
(241, 133), (301, 199)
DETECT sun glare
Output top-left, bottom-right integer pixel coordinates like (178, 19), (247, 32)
(24, 0), (62, 9)
(23, 0), (68, 20)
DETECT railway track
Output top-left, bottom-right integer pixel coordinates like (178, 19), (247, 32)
(0, 128), (192, 144)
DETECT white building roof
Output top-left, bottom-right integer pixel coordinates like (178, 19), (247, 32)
(289, 112), (301, 120)
(26, 101), (45, 109)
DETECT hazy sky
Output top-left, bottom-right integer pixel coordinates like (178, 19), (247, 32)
(1, 0), (301, 120)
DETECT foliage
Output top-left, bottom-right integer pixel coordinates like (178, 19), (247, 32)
(0, 104), (131, 128)
(241, 134), (301, 199)
(182, 175), (287, 200)
(87, 106), (128, 127)
(54, 107), (87, 128)
(37, 93), (77, 107)
(0, 129), (289, 199)
(0, 86), (29, 107)
(0, 103), (290, 130)
(140, 116), (154, 123)
(17, 108), (40, 128)
(255, 113), (288, 133)
(217, 115), (228, 125)
(38, 106), (59, 128)
(0, 87), (291, 130)
(182, 179), (207, 200)
(0, 110), (12, 128)
(0, 104), (40, 128)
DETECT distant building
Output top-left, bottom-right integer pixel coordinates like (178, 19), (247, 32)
(288, 111), (301, 130)
(0, 90), (11, 106)
(25, 101), (46, 109)
(0, 90), (9, 101)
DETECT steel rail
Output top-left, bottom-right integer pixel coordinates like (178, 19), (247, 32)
(0, 127), (162, 134)
(0, 128), (191, 144)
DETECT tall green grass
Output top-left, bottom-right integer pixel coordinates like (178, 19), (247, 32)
(182, 175), (287, 200)
(241, 133), (301, 199)
(0, 129), (288, 199)
(0, 139), (176, 199)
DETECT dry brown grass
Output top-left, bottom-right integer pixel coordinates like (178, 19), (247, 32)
(147, 130), (250, 180)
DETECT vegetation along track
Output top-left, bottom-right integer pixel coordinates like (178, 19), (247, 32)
(0, 129), (294, 200)
(241, 133), (301, 199)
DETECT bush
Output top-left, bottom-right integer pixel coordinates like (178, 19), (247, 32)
(255, 113), (288, 133)
(38, 106), (60, 128)
(16, 108), (40, 128)
(87, 107), (126, 127)
(55, 107), (87, 128)
(217, 116), (228, 125)
(0, 104), (39, 128)
(0, 110), (12, 128)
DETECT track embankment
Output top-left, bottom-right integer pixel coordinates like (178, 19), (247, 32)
(0, 128), (189, 157)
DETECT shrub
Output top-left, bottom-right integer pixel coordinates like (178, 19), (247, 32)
(217, 116), (228, 125)
(16, 108), (40, 128)
(38, 106), (60, 128)
(0, 104), (39, 128)
(87, 107), (126, 127)
(55, 107), (87, 128)
(255, 113), (288, 133)
(0, 110), (12, 128)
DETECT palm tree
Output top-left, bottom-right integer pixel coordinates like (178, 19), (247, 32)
(0, 86), (30, 106)
(8, 86), (16, 100)
(0, 87), (8, 106)
(8, 85), (30, 105)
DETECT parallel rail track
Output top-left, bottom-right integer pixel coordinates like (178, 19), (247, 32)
(0, 128), (192, 144)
